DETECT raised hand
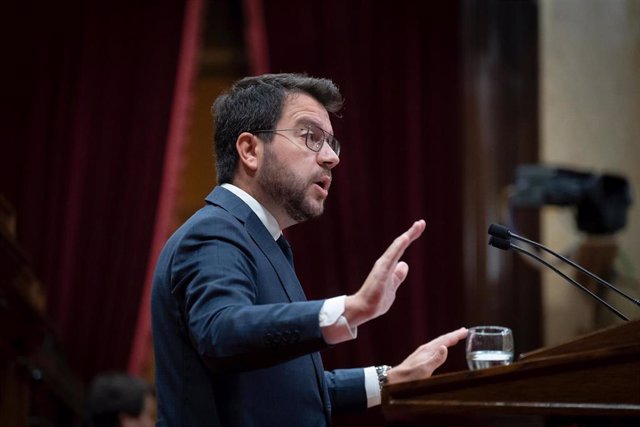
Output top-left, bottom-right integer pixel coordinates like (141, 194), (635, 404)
(344, 220), (426, 327)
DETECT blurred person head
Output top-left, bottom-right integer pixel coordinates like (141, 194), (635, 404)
(84, 372), (155, 427)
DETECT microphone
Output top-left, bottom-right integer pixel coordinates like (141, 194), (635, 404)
(488, 223), (640, 307)
(488, 224), (511, 240)
(488, 235), (630, 321)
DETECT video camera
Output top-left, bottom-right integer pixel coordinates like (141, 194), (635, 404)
(509, 164), (632, 235)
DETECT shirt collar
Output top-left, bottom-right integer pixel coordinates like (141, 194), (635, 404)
(220, 183), (282, 240)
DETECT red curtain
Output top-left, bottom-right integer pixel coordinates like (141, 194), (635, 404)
(2, 1), (195, 383)
(128, 0), (205, 377)
(248, 1), (466, 424)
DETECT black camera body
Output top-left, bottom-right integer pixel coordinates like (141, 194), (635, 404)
(510, 165), (632, 234)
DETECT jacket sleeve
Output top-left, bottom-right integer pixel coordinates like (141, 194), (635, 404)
(171, 214), (330, 373)
(325, 368), (367, 413)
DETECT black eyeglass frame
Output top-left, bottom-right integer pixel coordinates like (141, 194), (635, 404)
(250, 125), (340, 156)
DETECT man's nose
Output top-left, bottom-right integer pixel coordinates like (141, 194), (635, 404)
(317, 141), (340, 169)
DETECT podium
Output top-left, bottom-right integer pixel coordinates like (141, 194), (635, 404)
(382, 320), (640, 423)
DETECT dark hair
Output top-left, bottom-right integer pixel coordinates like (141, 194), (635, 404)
(84, 373), (153, 427)
(211, 73), (344, 184)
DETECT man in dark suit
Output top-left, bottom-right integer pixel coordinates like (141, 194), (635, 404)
(151, 73), (467, 426)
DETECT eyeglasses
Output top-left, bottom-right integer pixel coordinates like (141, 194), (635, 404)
(251, 124), (340, 156)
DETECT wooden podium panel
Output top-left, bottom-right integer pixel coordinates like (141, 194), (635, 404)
(382, 320), (640, 422)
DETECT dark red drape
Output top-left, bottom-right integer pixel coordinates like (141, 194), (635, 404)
(2, 1), (190, 383)
(251, 1), (466, 424)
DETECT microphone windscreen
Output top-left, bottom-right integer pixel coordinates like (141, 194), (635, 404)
(489, 236), (511, 250)
(488, 223), (511, 239)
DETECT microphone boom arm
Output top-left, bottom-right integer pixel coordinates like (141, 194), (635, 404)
(510, 242), (629, 321)
(509, 232), (640, 307)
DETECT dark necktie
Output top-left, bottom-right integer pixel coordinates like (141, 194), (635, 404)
(276, 235), (294, 267)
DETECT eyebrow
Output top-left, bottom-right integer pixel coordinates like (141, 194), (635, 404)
(293, 118), (333, 135)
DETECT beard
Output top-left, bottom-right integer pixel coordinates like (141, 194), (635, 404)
(258, 145), (329, 223)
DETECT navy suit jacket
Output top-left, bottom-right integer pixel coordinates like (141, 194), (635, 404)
(151, 187), (366, 426)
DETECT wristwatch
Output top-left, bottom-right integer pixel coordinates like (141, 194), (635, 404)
(375, 365), (393, 390)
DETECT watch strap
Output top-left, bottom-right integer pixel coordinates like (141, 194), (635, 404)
(375, 365), (392, 390)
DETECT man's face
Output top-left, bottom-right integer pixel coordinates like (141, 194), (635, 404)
(257, 93), (340, 223)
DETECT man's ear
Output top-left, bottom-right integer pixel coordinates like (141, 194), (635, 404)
(236, 132), (261, 173)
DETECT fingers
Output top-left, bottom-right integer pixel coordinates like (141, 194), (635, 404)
(426, 345), (448, 374)
(417, 344), (450, 378)
(392, 262), (409, 289)
(405, 219), (426, 243)
(429, 327), (468, 349)
(389, 328), (466, 384)
(379, 220), (426, 270)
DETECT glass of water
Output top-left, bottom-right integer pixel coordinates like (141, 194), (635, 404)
(465, 326), (514, 370)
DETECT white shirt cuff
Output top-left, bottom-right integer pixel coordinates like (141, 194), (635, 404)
(319, 295), (357, 344)
(364, 366), (381, 407)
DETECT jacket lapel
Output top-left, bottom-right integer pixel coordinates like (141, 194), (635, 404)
(206, 187), (307, 302)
